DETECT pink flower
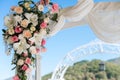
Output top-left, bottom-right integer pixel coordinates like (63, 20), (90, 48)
(41, 39), (46, 46)
(23, 52), (28, 57)
(11, 36), (19, 42)
(40, 0), (50, 5)
(22, 64), (28, 71)
(15, 26), (22, 33)
(26, 68), (32, 74)
(52, 4), (59, 13)
(36, 48), (40, 53)
(25, 58), (31, 64)
(41, 47), (47, 53)
(13, 75), (20, 80)
(40, 22), (47, 28)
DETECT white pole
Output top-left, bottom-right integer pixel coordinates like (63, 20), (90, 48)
(35, 54), (41, 80)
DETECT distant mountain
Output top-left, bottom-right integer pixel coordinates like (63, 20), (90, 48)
(42, 58), (120, 80)
(108, 57), (120, 65)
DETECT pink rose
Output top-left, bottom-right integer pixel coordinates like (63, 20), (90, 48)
(41, 39), (46, 46)
(23, 52), (28, 57)
(40, 0), (50, 5)
(52, 4), (59, 13)
(15, 26), (22, 33)
(25, 58), (31, 64)
(36, 48), (40, 53)
(13, 75), (20, 80)
(40, 22), (47, 28)
(26, 68), (32, 74)
(41, 47), (47, 53)
(11, 36), (19, 42)
(22, 64), (28, 71)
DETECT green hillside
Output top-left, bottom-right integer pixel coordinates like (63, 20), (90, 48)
(42, 59), (120, 80)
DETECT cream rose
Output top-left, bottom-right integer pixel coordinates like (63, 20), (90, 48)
(8, 28), (14, 35)
(30, 26), (36, 32)
(17, 59), (24, 66)
(24, 2), (30, 8)
(21, 19), (29, 28)
(29, 46), (37, 54)
(38, 5), (44, 11)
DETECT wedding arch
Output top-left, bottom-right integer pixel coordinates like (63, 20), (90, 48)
(49, 39), (120, 80)
(2, 0), (120, 80)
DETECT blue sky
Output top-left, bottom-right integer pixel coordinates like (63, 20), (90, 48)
(0, 0), (120, 80)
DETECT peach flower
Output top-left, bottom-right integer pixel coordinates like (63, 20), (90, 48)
(21, 19), (29, 28)
(11, 6), (16, 11)
(13, 75), (20, 80)
(14, 6), (23, 14)
(23, 30), (32, 38)
(25, 58), (31, 64)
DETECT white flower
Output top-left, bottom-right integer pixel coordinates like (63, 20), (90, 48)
(29, 46), (37, 54)
(4, 15), (15, 27)
(14, 15), (22, 23)
(7, 37), (14, 44)
(8, 28), (14, 35)
(44, 17), (50, 23)
(17, 59), (24, 66)
(24, 13), (38, 26)
(40, 28), (47, 36)
(38, 5), (44, 11)
(29, 32), (45, 47)
(13, 37), (30, 54)
(31, 14), (38, 22)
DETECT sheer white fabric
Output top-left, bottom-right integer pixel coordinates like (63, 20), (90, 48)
(87, 2), (120, 43)
(63, 2), (120, 43)
(60, 0), (94, 22)
(48, 0), (94, 37)
(47, 15), (65, 37)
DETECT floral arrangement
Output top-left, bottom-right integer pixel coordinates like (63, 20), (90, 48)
(2, 0), (59, 80)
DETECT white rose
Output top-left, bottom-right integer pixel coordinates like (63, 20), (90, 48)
(40, 29), (47, 36)
(7, 37), (14, 44)
(31, 14), (38, 22)
(14, 15), (22, 23)
(29, 46), (37, 54)
(17, 59), (24, 66)
(38, 5), (44, 11)
(24, 13), (38, 26)
(4, 16), (15, 27)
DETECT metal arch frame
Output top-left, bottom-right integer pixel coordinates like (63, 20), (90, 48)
(49, 39), (120, 80)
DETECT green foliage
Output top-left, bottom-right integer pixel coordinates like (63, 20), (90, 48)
(42, 59), (120, 80)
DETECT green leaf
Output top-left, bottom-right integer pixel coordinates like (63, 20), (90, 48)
(51, 13), (58, 22)
(2, 29), (6, 33)
(11, 66), (16, 70)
